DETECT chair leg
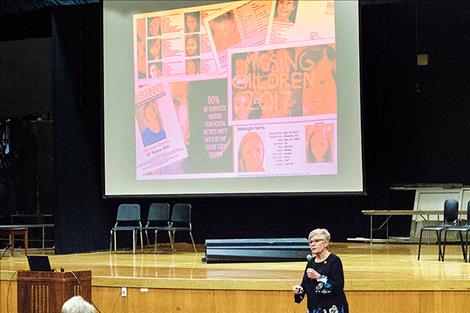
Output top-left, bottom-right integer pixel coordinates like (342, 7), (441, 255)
(140, 230), (144, 253)
(465, 231), (470, 263)
(442, 230), (449, 262)
(436, 230), (442, 261)
(109, 231), (113, 253)
(114, 231), (117, 252)
(189, 231), (197, 252)
(155, 230), (158, 253)
(154, 230), (175, 253)
(417, 229), (424, 260)
(168, 230), (174, 253)
(458, 231), (466, 262)
(145, 230), (150, 248)
(171, 231), (176, 253)
(133, 230), (138, 254)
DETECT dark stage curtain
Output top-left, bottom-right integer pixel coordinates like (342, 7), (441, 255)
(10, 0), (470, 252)
(0, 0), (99, 15)
(51, 4), (111, 253)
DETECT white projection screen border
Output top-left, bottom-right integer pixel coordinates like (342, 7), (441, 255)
(103, 0), (363, 196)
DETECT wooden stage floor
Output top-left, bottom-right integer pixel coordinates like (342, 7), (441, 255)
(2, 242), (470, 313)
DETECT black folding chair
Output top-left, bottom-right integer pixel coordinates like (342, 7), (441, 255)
(140, 203), (173, 253)
(442, 200), (470, 262)
(109, 204), (143, 254)
(165, 203), (197, 253)
(417, 199), (458, 261)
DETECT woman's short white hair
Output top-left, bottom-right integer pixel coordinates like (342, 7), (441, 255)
(61, 296), (95, 313)
(308, 228), (331, 243)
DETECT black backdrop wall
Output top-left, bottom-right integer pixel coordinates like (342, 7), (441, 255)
(1, 1), (470, 253)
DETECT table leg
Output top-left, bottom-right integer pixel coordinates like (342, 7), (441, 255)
(24, 229), (28, 256)
(386, 216), (389, 240)
(9, 233), (14, 257)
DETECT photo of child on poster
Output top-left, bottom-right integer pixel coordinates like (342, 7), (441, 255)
(238, 132), (265, 172)
(305, 123), (335, 163)
(273, 0), (298, 25)
(185, 12), (200, 33)
(148, 16), (162, 36)
(209, 11), (241, 53)
(137, 100), (167, 147)
(135, 18), (147, 79)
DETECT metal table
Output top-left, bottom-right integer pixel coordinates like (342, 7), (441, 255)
(0, 224), (54, 249)
(362, 210), (466, 243)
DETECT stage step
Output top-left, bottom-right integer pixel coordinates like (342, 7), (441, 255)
(204, 238), (310, 263)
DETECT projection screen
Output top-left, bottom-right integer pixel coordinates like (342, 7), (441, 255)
(103, 0), (363, 196)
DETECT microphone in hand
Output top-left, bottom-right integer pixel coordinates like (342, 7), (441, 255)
(306, 254), (313, 262)
(306, 268), (320, 280)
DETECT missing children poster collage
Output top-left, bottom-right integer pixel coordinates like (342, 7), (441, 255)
(133, 0), (337, 180)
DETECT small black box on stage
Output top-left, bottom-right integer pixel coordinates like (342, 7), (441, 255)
(204, 238), (309, 263)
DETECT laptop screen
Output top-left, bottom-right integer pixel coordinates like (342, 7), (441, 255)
(27, 256), (53, 272)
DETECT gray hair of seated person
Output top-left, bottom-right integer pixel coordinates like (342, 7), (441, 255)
(61, 296), (95, 313)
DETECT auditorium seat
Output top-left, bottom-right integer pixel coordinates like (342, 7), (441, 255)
(109, 204), (143, 254)
(417, 199), (459, 261)
(442, 200), (470, 262)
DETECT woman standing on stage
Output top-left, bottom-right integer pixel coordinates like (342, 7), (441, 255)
(292, 228), (348, 313)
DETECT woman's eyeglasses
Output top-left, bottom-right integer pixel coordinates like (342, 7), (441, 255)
(308, 238), (325, 244)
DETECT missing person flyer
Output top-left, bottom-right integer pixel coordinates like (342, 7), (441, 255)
(266, 0), (335, 45)
(204, 0), (272, 73)
(135, 82), (188, 178)
(133, 2), (230, 85)
(228, 40), (337, 127)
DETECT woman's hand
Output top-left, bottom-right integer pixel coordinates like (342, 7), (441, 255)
(306, 268), (320, 280)
(292, 284), (304, 294)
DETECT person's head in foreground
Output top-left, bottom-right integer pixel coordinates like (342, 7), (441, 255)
(61, 296), (95, 313)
